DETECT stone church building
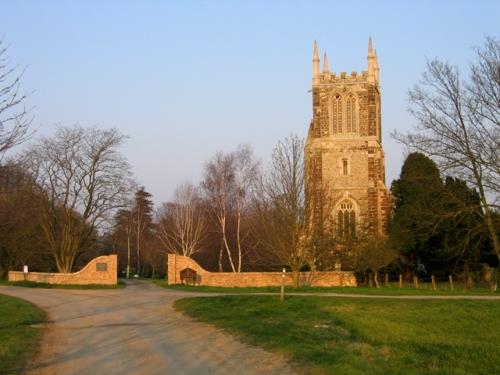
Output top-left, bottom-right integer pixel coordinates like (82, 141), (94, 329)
(305, 38), (391, 238)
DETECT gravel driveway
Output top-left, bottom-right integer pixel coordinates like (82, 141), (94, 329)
(0, 280), (294, 375)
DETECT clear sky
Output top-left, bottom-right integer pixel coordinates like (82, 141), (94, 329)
(2, 1), (499, 205)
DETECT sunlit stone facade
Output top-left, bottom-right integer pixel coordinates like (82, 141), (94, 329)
(305, 39), (391, 237)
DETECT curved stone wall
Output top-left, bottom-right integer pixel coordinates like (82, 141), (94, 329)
(8, 255), (117, 285)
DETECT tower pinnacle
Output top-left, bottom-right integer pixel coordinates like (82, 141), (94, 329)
(313, 40), (320, 85)
(367, 37), (377, 83)
(368, 36), (374, 56)
(313, 40), (319, 60)
(322, 53), (329, 74)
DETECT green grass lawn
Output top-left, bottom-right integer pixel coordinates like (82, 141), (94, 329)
(153, 279), (498, 295)
(175, 296), (500, 374)
(0, 279), (125, 289)
(0, 294), (46, 375)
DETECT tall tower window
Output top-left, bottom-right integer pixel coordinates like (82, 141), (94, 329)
(346, 94), (356, 133)
(337, 200), (356, 237)
(332, 95), (342, 133)
(342, 159), (348, 175)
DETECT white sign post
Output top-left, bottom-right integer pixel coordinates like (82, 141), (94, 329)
(280, 268), (286, 301)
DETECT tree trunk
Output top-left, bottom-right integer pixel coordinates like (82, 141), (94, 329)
(221, 216), (236, 272)
(127, 234), (131, 279)
(292, 269), (300, 288)
(374, 270), (380, 288)
(492, 269), (499, 292)
(236, 209), (242, 273)
(218, 244), (223, 272)
(136, 217), (142, 277)
(136, 245), (140, 276)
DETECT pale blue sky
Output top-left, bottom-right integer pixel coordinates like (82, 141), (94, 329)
(2, 1), (499, 204)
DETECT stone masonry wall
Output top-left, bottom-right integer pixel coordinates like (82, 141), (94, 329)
(8, 255), (117, 285)
(168, 254), (357, 287)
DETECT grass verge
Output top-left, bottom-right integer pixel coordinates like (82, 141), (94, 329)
(175, 295), (500, 374)
(0, 279), (125, 289)
(153, 279), (498, 295)
(0, 294), (46, 375)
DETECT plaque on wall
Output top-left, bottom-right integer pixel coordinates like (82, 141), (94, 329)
(96, 263), (108, 272)
(180, 267), (197, 285)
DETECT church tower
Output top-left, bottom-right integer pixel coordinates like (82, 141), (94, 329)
(305, 39), (391, 238)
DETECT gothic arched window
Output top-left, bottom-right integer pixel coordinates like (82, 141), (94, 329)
(337, 200), (356, 237)
(332, 94), (342, 133)
(346, 94), (356, 133)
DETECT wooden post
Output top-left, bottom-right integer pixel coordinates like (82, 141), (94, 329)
(399, 274), (403, 288)
(431, 275), (436, 290)
(449, 275), (454, 290)
(413, 276), (419, 289)
(280, 268), (286, 301)
(384, 273), (389, 287)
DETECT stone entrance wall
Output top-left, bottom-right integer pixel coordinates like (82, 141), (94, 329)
(8, 255), (117, 285)
(167, 254), (356, 287)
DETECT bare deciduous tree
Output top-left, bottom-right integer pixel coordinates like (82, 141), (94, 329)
(0, 38), (33, 156)
(202, 145), (259, 272)
(393, 37), (500, 261)
(202, 151), (235, 271)
(21, 125), (133, 272)
(157, 183), (208, 257)
(253, 134), (308, 287)
(233, 145), (260, 272)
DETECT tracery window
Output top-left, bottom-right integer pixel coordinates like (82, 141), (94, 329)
(346, 94), (356, 133)
(332, 94), (342, 133)
(331, 93), (358, 135)
(337, 200), (356, 237)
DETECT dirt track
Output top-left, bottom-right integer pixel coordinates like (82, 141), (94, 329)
(0, 280), (294, 375)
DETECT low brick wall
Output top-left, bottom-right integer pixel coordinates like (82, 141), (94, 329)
(167, 254), (356, 287)
(8, 255), (117, 285)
